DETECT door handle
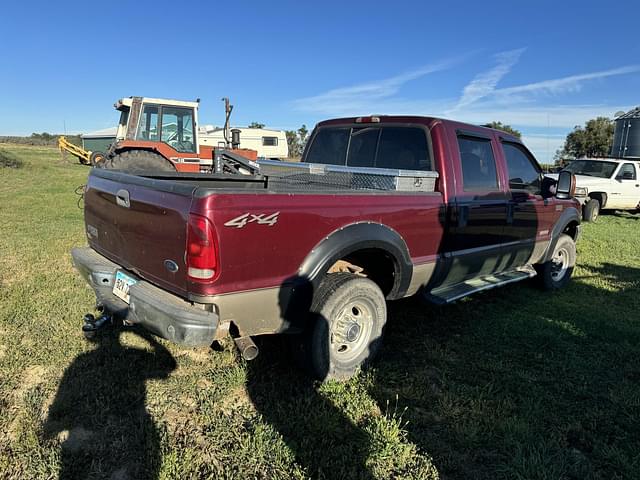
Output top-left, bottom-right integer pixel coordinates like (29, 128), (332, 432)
(457, 205), (469, 228)
(506, 203), (514, 224)
(116, 189), (130, 208)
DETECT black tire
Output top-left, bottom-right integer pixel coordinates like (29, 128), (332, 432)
(298, 273), (387, 381)
(89, 151), (107, 167)
(583, 199), (600, 222)
(102, 150), (176, 173)
(535, 234), (576, 290)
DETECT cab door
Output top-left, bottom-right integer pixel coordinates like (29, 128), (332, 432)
(614, 162), (640, 208)
(441, 131), (509, 286)
(499, 140), (554, 269)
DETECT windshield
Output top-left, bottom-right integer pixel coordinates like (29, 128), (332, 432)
(563, 160), (617, 178)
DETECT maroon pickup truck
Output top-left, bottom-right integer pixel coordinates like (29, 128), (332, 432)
(72, 115), (581, 380)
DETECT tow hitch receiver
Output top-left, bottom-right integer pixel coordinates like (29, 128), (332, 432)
(82, 311), (114, 340)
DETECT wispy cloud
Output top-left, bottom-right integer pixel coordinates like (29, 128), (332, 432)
(291, 56), (464, 114)
(455, 48), (525, 109)
(451, 52), (640, 111)
(442, 104), (632, 129)
(287, 51), (638, 158)
(493, 65), (640, 98)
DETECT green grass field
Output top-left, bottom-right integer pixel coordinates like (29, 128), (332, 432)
(1, 144), (639, 479)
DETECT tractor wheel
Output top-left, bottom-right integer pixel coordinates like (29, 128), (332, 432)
(102, 150), (176, 173)
(89, 151), (108, 167)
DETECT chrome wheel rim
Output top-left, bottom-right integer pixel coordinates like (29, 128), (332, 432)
(330, 297), (375, 362)
(551, 247), (570, 281)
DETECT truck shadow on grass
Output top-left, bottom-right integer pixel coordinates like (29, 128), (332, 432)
(606, 210), (640, 220)
(246, 336), (379, 480)
(42, 328), (176, 480)
(245, 262), (639, 479)
(371, 261), (640, 479)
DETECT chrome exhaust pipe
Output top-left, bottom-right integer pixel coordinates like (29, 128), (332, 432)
(233, 335), (259, 361)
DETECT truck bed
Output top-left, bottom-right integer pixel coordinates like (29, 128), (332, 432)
(84, 167), (445, 301)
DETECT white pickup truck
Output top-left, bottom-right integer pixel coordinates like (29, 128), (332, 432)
(549, 158), (640, 221)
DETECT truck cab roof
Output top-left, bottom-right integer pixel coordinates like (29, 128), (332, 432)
(315, 115), (523, 142)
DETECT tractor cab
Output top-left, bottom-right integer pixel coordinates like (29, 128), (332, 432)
(114, 96), (200, 154)
(104, 96), (258, 174)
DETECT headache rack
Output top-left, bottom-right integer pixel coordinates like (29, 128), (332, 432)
(258, 159), (438, 193)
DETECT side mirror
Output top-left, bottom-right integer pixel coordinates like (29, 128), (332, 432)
(555, 170), (575, 199)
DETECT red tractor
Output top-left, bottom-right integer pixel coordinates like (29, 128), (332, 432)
(102, 96), (258, 174)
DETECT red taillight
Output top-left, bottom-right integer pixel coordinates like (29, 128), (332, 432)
(186, 214), (218, 282)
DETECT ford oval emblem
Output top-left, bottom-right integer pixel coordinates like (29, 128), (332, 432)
(164, 259), (179, 273)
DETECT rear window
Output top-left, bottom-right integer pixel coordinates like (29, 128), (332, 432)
(304, 126), (431, 171)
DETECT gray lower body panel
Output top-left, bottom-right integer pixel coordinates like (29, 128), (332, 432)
(71, 247), (219, 347)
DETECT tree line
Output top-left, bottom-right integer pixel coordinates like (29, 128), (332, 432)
(0, 132), (82, 147)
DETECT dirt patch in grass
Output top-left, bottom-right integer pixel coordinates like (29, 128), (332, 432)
(178, 347), (214, 364)
(5, 365), (48, 443)
(217, 385), (253, 415)
(57, 426), (94, 452)
(17, 365), (47, 395)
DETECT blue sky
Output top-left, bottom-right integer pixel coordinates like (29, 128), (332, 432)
(1, 0), (639, 162)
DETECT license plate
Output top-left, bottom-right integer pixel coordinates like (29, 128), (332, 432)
(113, 270), (137, 304)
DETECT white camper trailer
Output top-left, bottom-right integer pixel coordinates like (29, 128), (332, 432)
(198, 125), (288, 159)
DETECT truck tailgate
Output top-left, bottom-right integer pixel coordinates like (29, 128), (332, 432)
(84, 170), (196, 298)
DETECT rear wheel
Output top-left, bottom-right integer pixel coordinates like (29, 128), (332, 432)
(297, 273), (387, 381)
(583, 199), (600, 222)
(102, 150), (176, 173)
(536, 233), (576, 290)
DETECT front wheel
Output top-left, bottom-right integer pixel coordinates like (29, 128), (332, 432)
(535, 233), (576, 290)
(301, 273), (387, 381)
(583, 199), (600, 222)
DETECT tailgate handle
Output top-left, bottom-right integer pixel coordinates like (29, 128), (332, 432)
(116, 189), (130, 208)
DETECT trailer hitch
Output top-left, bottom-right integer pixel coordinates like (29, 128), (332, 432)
(82, 312), (114, 340)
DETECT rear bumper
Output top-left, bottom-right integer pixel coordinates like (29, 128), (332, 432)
(71, 247), (219, 347)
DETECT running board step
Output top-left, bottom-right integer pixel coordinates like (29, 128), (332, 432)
(424, 265), (537, 305)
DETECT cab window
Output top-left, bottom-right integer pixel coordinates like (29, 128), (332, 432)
(617, 163), (637, 180)
(502, 142), (542, 193)
(136, 105), (159, 141)
(457, 136), (499, 191)
(376, 127), (430, 170)
(160, 107), (195, 153)
(305, 127), (350, 165)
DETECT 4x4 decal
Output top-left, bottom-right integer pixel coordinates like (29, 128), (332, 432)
(224, 212), (280, 229)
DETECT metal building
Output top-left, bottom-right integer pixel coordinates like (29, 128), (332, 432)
(81, 127), (117, 155)
(611, 107), (640, 158)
